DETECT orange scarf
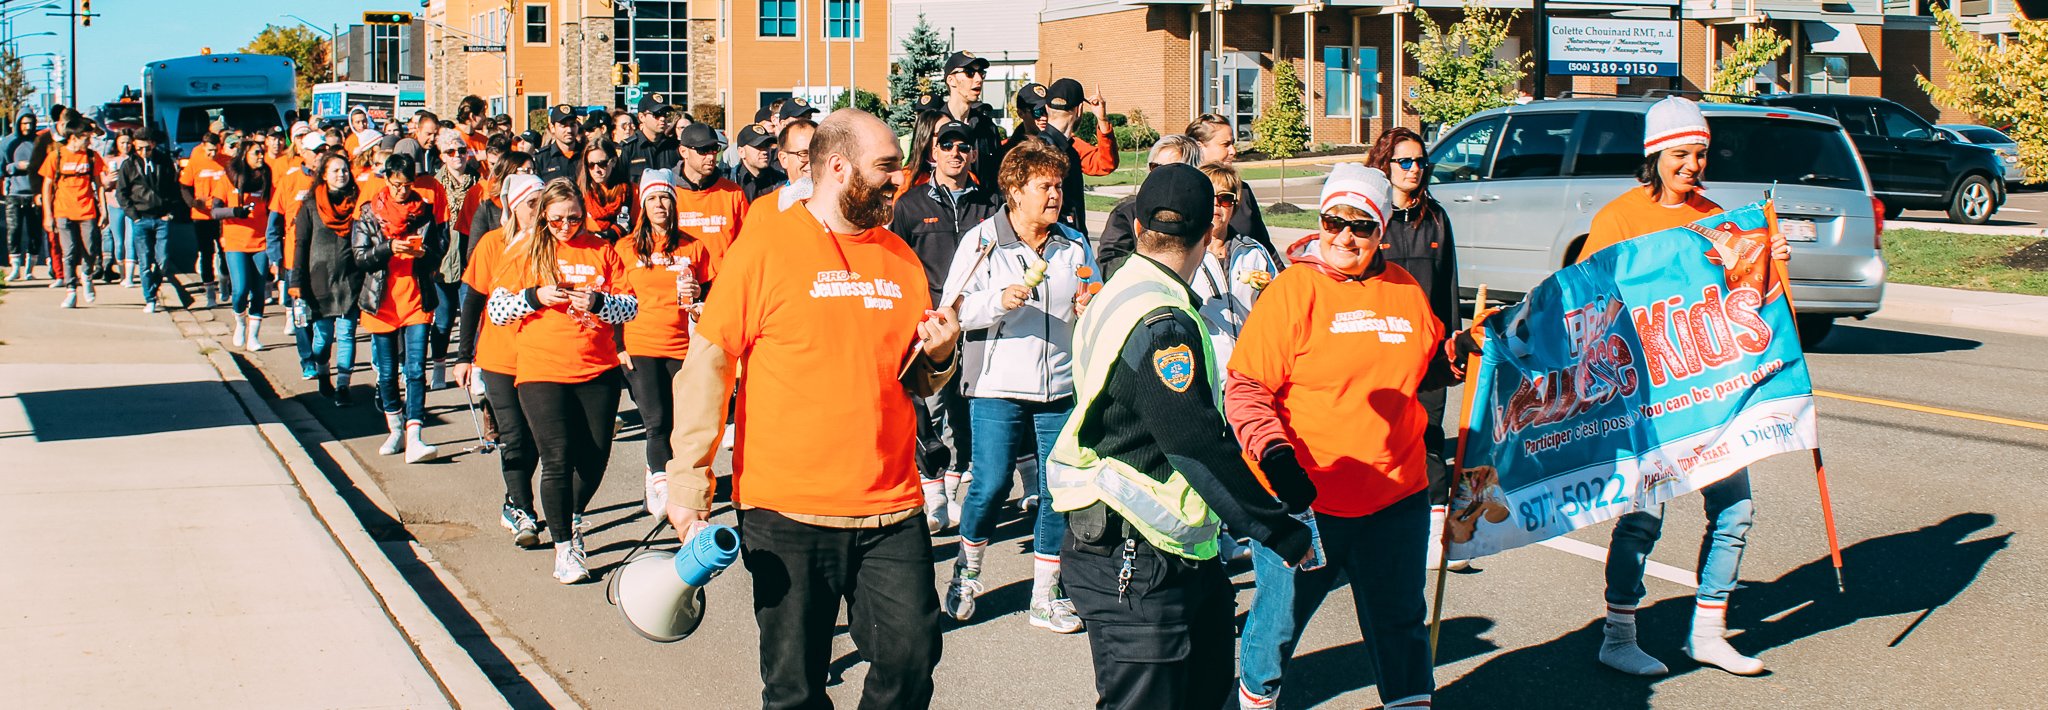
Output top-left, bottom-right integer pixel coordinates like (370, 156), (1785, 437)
(584, 182), (631, 231)
(315, 185), (357, 236)
(371, 187), (430, 241)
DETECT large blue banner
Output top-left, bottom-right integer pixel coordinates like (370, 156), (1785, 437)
(1446, 200), (1818, 558)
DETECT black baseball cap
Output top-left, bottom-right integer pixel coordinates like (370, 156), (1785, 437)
(736, 124), (775, 148)
(636, 93), (675, 116)
(754, 106), (774, 123)
(1015, 83), (1050, 111)
(1134, 164), (1211, 239)
(935, 120), (972, 143)
(548, 104), (579, 125)
(1046, 79), (1084, 111)
(582, 112), (608, 133)
(943, 51), (989, 76)
(912, 93), (942, 115)
(778, 97), (819, 121)
(678, 122), (722, 150)
(519, 130), (543, 147)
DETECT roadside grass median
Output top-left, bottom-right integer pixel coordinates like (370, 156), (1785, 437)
(1083, 194), (1323, 231)
(1883, 229), (2048, 296)
(1083, 150), (1332, 188)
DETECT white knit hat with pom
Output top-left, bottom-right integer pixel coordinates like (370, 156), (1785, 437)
(1643, 96), (1710, 156)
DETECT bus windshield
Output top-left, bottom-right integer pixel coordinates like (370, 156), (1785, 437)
(175, 104), (282, 144)
(102, 103), (142, 123)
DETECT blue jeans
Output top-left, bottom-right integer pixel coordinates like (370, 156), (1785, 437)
(370, 323), (429, 423)
(131, 217), (171, 299)
(222, 251), (268, 316)
(105, 207), (130, 264)
(1606, 469), (1754, 606)
(1240, 493), (1432, 705)
(299, 314), (360, 382)
(958, 396), (1072, 556)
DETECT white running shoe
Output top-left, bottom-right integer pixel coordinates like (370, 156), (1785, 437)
(553, 539), (590, 584)
(144, 301), (159, 314)
(82, 282), (96, 303)
(1029, 597), (1085, 634)
(500, 504), (540, 547)
(942, 567), (983, 621)
(644, 468), (669, 517)
(231, 320), (246, 348)
(573, 513), (589, 533)
(403, 422), (439, 463)
(377, 412), (405, 455)
(59, 290), (77, 309)
(244, 317), (263, 352)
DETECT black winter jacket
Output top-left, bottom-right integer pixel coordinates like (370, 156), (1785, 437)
(115, 147), (181, 218)
(1382, 196), (1460, 331)
(292, 191), (365, 319)
(348, 194), (446, 318)
(888, 179), (1002, 303)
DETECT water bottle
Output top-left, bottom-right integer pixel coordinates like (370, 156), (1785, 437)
(1294, 510), (1326, 571)
(292, 300), (310, 328)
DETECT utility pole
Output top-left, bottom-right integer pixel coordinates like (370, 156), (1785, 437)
(65, 0), (74, 106)
(1531, 0), (1548, 100)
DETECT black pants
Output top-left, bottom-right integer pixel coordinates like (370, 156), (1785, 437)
(620, 355), (683, 472)
(480, 369), (539, 513)
(1421, 388), (1449, 506)
(192, 219), (221, 284)
(1063, 525), (1237, 710)
(741, 508), (941, 710)
(517, 369), (622, 541)
(4, 195), (39, 264)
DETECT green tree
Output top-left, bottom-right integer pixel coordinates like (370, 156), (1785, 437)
(886, 13), (950, 133)
(1406, 0), (1528, 129)
(832, 87), (887, 116)
(1918, 9), (2048, 185)
(1252, 59), (1310, 158)
(242, 24), (330, 106)
(1709, 27), (1791, 100)
(0, 49), (34, 122)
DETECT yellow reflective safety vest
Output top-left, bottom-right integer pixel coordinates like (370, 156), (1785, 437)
(1047, 256), (1223, 560)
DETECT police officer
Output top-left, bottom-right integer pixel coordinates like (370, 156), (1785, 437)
(729, 124), (783, 203)
(617, 94), (681, 185)
(937, 51), (1003, 189)
(1038, 78), (1119, 238)
(532, 104), (583, 183)
(1048, 164), (1313, 709)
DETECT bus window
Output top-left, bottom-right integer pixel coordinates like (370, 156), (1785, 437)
(175, 104), (284, 144)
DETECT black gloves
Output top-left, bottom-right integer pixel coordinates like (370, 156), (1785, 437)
(1453, 328), (1483, 362)
(1259, 442), (1318, 515)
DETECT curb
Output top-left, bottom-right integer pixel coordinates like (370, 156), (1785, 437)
(1874, 284), (2048, 339)
(169, 306), (581, 710)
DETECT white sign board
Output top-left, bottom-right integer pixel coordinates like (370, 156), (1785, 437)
(1548, 18), (1680, 78)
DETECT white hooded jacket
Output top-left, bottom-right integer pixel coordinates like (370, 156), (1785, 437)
(939, 208), (1101, 402)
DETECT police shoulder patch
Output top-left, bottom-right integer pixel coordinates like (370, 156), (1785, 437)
(1153, 344), (1195, 393)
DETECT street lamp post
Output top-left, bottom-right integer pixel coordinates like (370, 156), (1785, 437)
(283, 15), (340, 83)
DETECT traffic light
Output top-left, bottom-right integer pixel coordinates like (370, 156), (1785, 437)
(363, 11), (413, 26)
(628, 62), (640, 86)
(80, 0), (90, 27)
(613, 63), (628, 86)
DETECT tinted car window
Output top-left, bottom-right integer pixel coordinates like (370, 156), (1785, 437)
(1704, 117), (1862, 188)
(1874, 104), (1934, 140)
(1571, 111), (1646, 177)
(1832, 104), (1878, 136)
(1429, 117), (1501, 183)
(1492, 112), (1576, 179)
(1956, 126), (2010, 144)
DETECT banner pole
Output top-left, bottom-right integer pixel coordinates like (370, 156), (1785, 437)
(1431, 284), (1487, 662)
(1766, 204), (1847, 593)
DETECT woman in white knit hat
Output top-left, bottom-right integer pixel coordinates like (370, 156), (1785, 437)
(1224, 163), (1488, 710)
(1583, 96), (1786, 678)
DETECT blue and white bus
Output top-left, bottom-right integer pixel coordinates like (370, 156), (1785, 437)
(140, 53), (297, 158)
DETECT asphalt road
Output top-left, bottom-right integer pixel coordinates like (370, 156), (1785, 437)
(222, 311), (2047, 709)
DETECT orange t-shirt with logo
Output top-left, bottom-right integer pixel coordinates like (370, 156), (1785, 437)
(499, 232), (629, 385)
(615, 235), (722, 360)
(180, 151), (223, 221)
(697, 203), (932, 518)
(462, 227), (523, 375)
(672, 179), (751, 251)
(39, 146), (104, 221)
(1227, 263), (1446, 518)
(361, 252), (429, 334)
(1580, 186), (1724, 264)
(205, 170), (271, 254)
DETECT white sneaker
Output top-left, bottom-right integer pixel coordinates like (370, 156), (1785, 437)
(378, 412), (404, 455)
(1029, 597), (1085, 634)
(942, 567), (983, 621)
(500, 503), (540, 547)
(573, 513), (589, 533)
(553, 539), (590, 584)
(82, 282), (96, 303)
(59, 289), (77, 308)
(403, 422), (440, 463)
(231, 320), (246, 347)
(144, 301), (159, 314)
(644, 468), (669, 517)
(244, 317), (263, 352)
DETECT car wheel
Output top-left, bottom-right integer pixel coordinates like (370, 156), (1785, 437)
(1947, 175), (1994, 225)
(1796, 314), (1836, 349)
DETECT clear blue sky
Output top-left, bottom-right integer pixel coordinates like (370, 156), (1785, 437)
(6, 0), (392, 110)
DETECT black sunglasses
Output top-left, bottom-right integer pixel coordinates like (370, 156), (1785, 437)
(687, 145), (720, 156)
(1320, 214), (1380, 235)
(936, 139), (970, 152)
(949, 68), (986, 78)
(588, 159), (612, 168)
(1214, 192), (1238, 207)
(1026, 105), (1047, 119)
(1389, 157), (1426, 171)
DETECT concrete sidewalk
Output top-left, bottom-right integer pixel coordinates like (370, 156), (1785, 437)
(0, 277), (453, 708)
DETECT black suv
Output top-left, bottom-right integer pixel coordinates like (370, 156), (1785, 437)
(1753, 94), (2005, 224)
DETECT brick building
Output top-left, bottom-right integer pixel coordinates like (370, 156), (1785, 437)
(1040, 0), (2006, 147)
(424, 0), (619, 127)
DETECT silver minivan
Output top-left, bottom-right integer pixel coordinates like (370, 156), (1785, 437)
(1428, 97), (1886, 345)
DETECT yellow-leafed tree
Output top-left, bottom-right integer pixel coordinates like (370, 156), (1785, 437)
(1917, 9), (2048, 185)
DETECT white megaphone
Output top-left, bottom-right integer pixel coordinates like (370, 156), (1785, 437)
(614, 523), (742, 642)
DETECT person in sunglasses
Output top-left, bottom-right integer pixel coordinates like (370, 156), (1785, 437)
(1038, 78), (1120, 238)
(938, 51), (1005, 190)
(669, 122), (751, 250)
(532, 105), (585, 183)
(998, 82), (1052, 164)
(729, 124), (784, 203)
(616, 94), (680, 185)
(750, 118), (817, 214)
(1189, 162), (1276, 376)
(1224, 163), (1485, 710)
(1365, 127), (1466, 573)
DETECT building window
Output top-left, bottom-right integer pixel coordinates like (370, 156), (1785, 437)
(525, 4), (549, 44)
(827, 0), (862, 39)
(616, 0), (691, 109)
(526, 95), (550, 129)
(1359, 47), (1379, 119)
(1323, 47), (1351, 118)
(760, 0), (796, 38)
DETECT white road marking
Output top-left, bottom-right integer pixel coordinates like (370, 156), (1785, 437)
(1538, 536), (1700, 589)
(1997, 207), (2037, 213)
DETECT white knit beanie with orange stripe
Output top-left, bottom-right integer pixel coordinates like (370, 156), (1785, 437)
(1643, 97), (1710, 156)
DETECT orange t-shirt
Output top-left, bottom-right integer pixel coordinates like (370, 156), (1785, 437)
(39, 146), (104, 221)
(463, 129), (488, 155)
(615, 235), (723, 360)
(1580, 186), (1724, 264)
(741, 189), (788, 234)
(697, 203), (932, 518)
(413, 173), (452, 223)
(1227, 262), (1446, 518)
(462, 227), (523, 375)
(500, 232), (629, 385)
(671, 179), (751, 251)
(271, 166), (316, 269)
(206, 171), (271, 254)
(181, 152), (224, 221)
(356, 170), (384, 200)
(361, 252), (429, 334)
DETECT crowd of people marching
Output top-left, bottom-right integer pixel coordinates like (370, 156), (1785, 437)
(0, 49), (1787, 708)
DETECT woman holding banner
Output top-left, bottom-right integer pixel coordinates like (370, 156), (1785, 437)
(1222, 164), (1482, 710)
(1581, 96), (1786, 677)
